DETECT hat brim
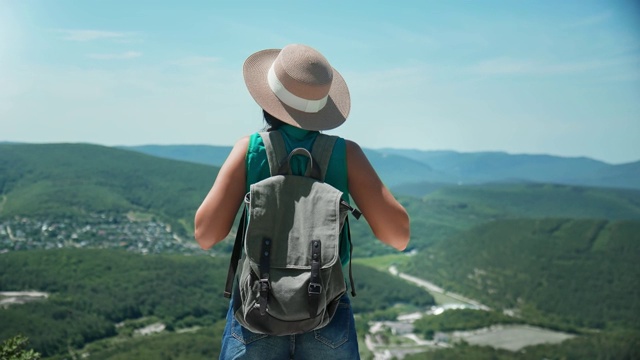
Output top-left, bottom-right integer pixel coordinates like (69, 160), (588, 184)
(243, 49), (350, 131)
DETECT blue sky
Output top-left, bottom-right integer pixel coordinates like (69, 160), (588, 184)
(1, 0), (639, 164)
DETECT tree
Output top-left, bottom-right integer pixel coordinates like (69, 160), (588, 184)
(0, 335), (42, 360)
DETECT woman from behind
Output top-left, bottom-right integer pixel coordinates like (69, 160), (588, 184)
(195, 43), (410, 360)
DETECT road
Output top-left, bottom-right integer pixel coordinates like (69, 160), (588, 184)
(389, 266), (490, 310)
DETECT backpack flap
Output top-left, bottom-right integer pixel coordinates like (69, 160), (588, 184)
(245, 175), (343, 270)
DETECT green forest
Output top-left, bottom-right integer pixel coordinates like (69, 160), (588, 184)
(404, 218), (640, 331)
(0, 249), (433, 358)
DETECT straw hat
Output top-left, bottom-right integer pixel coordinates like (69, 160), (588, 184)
(243, 44), (350, 131)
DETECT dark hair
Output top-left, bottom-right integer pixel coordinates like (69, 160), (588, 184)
(263, 110), (286, 131)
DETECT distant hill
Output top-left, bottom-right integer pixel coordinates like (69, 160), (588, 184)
(380, 149), (608, 180)
(118, 144), (233, 168)
(581, 160), (640, 190)
(361, 149), (454, 186)
(124, 145), (639, 190)
(380, 149), (639, 190)
(425, 183), (640, 220)
(0, 143), (219, 234)
(404, 218), (640, 330)
(123, 144), (455, 186)
(396, 183), (640, 251)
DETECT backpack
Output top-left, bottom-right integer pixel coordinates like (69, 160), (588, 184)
(223, 131), (361, 336)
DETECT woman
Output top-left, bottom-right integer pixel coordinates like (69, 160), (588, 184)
(195, 44), (410, 359)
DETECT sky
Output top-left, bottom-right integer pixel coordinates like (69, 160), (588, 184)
(1, 0), (639, 164)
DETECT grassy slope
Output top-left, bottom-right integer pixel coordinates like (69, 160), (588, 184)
(369, 183), (640, 253)
(0, 143), (219, 233)
(426, 183), (640, 220)
(405, 218), (640, 330)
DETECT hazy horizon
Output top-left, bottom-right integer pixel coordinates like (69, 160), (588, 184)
(1, 0), (639, 164)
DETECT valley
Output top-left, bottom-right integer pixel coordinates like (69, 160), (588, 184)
(1, 142), (639, 359)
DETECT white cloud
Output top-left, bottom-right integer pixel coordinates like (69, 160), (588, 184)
(86, 51), (143, 60)
(378, 22), (438, 47)
(564, 11), (613, 29)
(171, 56), (221, 66)
(52, 29), (138, 42)
(471, 58), (537, 75)
(470, 56), (639, 76)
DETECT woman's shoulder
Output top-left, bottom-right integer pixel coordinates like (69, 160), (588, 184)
(343, 139), (365, 160)
(234, 135), (251, 150)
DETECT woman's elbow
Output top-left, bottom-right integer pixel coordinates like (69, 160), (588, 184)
(390, 224), (411, 251)
(194, 212), (223, 250)
(194, 227), (214, 250)
(194, 226), (229, 250)
(376, 230), (410, 251)
(375, 213), (410, 251)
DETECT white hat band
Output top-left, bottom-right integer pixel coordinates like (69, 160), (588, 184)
(267, 64), (328, 113)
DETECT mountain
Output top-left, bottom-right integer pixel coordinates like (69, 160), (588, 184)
(379, 149), (638, 189)
(362, 149), (453, 186)
(118, 144), (233, 168)
(404, 218), (640, 330)
(582, 160), (640, 190)
(395, 183), (640, 251)
(0, 143), (219, 233)
(123, 144), (454, 187)
(124, 145), (639, 190)
(424, 183), (640, 220)
(379, 149), (609, 181)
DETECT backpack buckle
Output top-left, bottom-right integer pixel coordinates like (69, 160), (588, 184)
(259, 278), (270, 315)
(259, 278), (270, 293)
(308, 282), (322, 295)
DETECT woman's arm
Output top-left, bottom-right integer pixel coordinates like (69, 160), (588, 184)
(346, 140), (410, 251)
(194, 136), (249, 249)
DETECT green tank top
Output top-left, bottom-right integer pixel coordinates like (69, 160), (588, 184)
(245, 124), (351, 266)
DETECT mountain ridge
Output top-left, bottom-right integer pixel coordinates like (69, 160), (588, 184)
(120, 144), (640, 190)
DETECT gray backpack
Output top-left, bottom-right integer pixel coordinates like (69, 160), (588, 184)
(223, 131), (360, 335)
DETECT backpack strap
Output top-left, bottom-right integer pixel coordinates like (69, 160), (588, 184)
(259, 131), (287, 176)
(223, 207), (247, 298)
(346, 217), (357, 297)
(310, 134), (338, 182)
(312, 134), (358, 297)
(262, 131), (328, 179)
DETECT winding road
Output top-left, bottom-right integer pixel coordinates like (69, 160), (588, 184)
(389, 266), (490, 310)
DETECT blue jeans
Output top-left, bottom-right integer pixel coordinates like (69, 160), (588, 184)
(219, 295), (360, 360)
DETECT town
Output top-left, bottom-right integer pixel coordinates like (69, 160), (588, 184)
(0, 212), (202, 255)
